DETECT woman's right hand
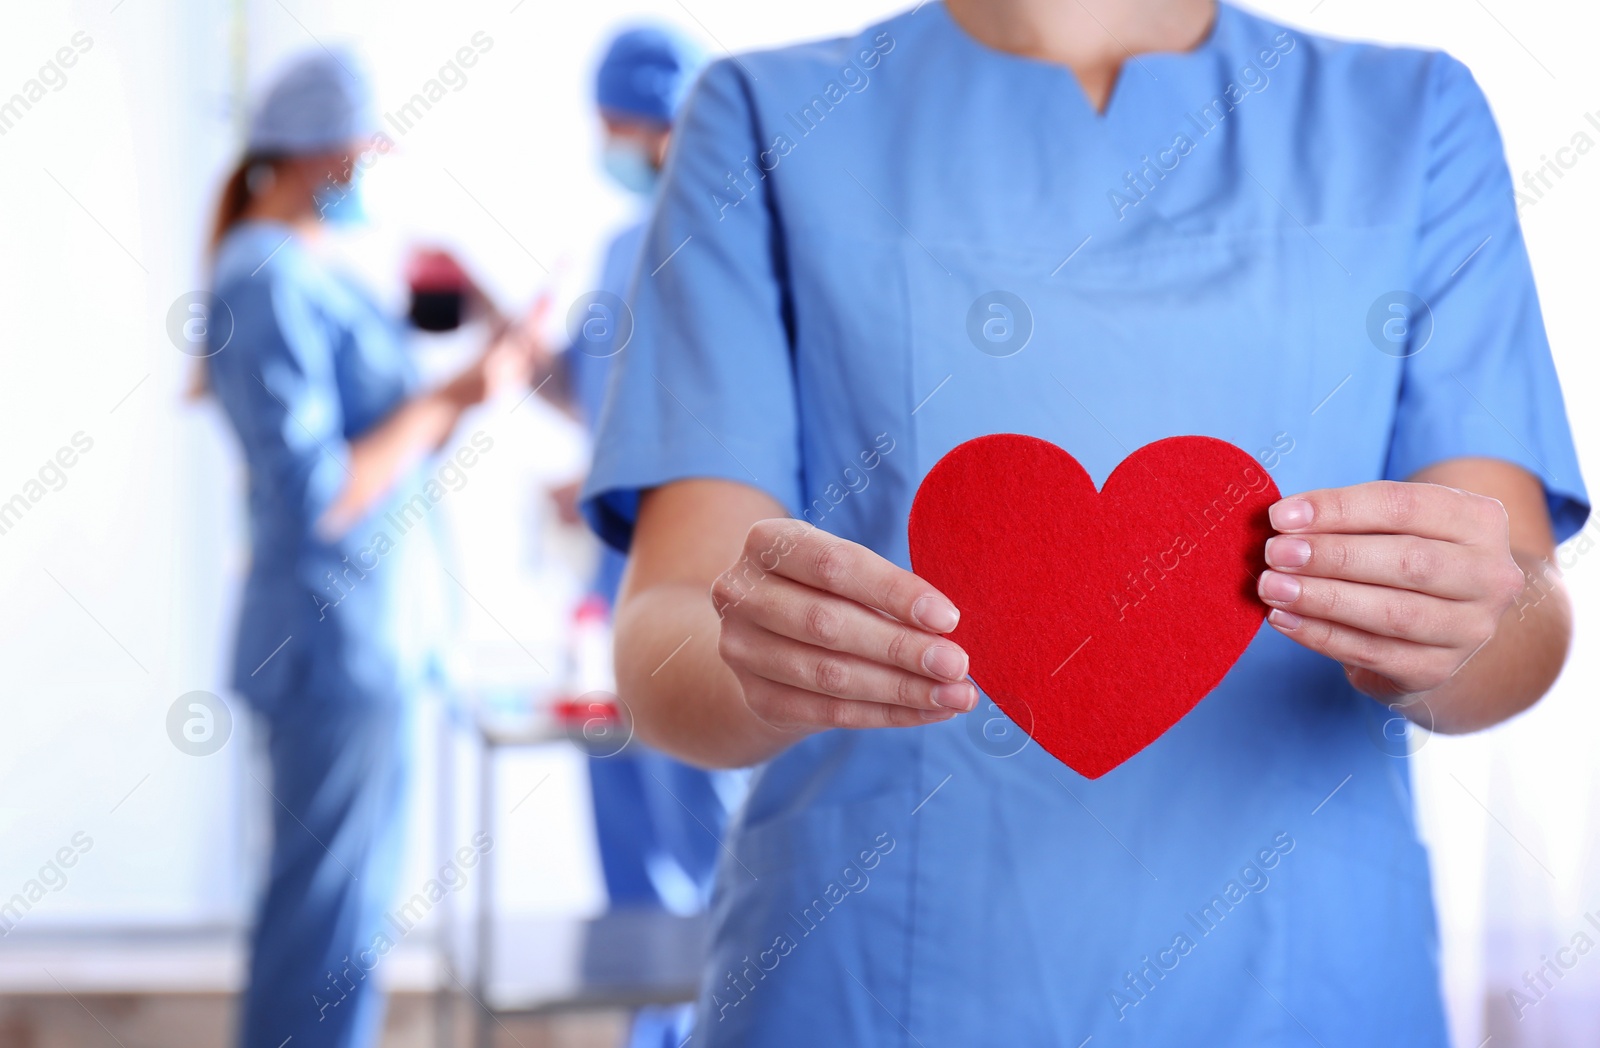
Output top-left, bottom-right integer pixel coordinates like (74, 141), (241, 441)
(325, 314), (539, 535)
(711, 519), (978, 733)
(443, 314), (542, 408)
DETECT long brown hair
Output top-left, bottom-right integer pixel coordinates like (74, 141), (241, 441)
(192, 154), (280, 397)
(209, 154), (282, 252)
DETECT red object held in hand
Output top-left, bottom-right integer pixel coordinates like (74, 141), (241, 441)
(406, 247), (470, 332)
(405, 247), (469, 292)
(908, 434), (1278, 779)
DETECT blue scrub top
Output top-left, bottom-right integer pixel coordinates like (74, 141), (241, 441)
(583, 4), (1589, 1045)
(568, 218), (647, 427)
(210, 221), (434, 710)
(566, 218), (647, 606)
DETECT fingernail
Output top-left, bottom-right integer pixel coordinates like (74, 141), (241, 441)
(1265, 536), (1312, 568)
(1259, 570), (1302, 604)
(913, 596), (960, 633)
(918, 708), (957, 722)
(922, 643), (968, 682)
(930, 682), (977, 711)
(1268, 607), (1303, 631)
(1269, 498), (1314, 531)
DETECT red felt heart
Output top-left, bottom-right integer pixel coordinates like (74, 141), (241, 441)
(908, 434), (1279, 778)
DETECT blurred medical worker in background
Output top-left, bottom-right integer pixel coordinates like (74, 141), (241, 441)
(541, 26), (743, 1048)
(583, 0), (1588, 1044)
(554, 23), (709, 534)
(205, 50), (536, 1048)
(556, 24), (734, 914)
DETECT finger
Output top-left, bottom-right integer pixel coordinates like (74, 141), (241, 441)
(732, 573), (969, 682)
(1258, 569), (1465, 645)
(1263, 533), (1487, 599)
(528, 287), (554, 324)
(740, 675), (957, 733)
(1345, 665), (1413, 704)
(1265, 609), (1461, 694)
(747, 520), (960, 632)
(1269, 481), (1507, 544)
(719, 620), (978, 712)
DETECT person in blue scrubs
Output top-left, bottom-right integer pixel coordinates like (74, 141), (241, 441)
(583, 1), (1589, 1045)
(556, 26), (741, 1048)
(206, 52), (534, 1048)
(560, 25), (737, 915)
(562, 24), (707, 629)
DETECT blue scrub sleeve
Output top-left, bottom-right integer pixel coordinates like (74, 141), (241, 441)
(217, 278), (351, 535)
(1383, 55), (1589, 541)
(581, 59), (804, 553)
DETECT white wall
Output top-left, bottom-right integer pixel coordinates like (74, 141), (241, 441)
(1, 1), (1597, 1041)
(0, 0), (918, 932)
(0, 0), (242, 927)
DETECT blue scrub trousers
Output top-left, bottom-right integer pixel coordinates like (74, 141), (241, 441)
(589, 747), (721, 1048)
(239, 687), (411, 1048)
(589, 746), (727, 909)
(207, 221), (425, 1048)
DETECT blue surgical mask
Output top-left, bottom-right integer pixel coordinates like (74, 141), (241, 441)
(601, 139), (659, 197)
(313, 171), (367, 225)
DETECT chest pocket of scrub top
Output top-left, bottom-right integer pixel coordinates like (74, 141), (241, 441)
(899, 231), (1362, 492)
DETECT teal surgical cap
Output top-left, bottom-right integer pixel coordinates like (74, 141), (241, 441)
(594, 25), (707, 126)
(247, 49), (376, 156)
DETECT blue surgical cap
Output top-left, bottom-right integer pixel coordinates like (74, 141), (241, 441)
(247, 48), (376, 156)
(594, 26), (707, 126)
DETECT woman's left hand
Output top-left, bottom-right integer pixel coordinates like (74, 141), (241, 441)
(1260, 480), (1528, 703)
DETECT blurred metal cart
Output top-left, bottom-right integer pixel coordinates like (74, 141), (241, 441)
(435, 699), (710, 1048)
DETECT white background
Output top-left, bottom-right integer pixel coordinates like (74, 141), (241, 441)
(0, 1), (1596, 1044)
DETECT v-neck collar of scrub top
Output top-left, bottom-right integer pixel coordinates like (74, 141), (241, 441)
(925, 0), (1234, 125)
(912, 0), (1249, 242)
